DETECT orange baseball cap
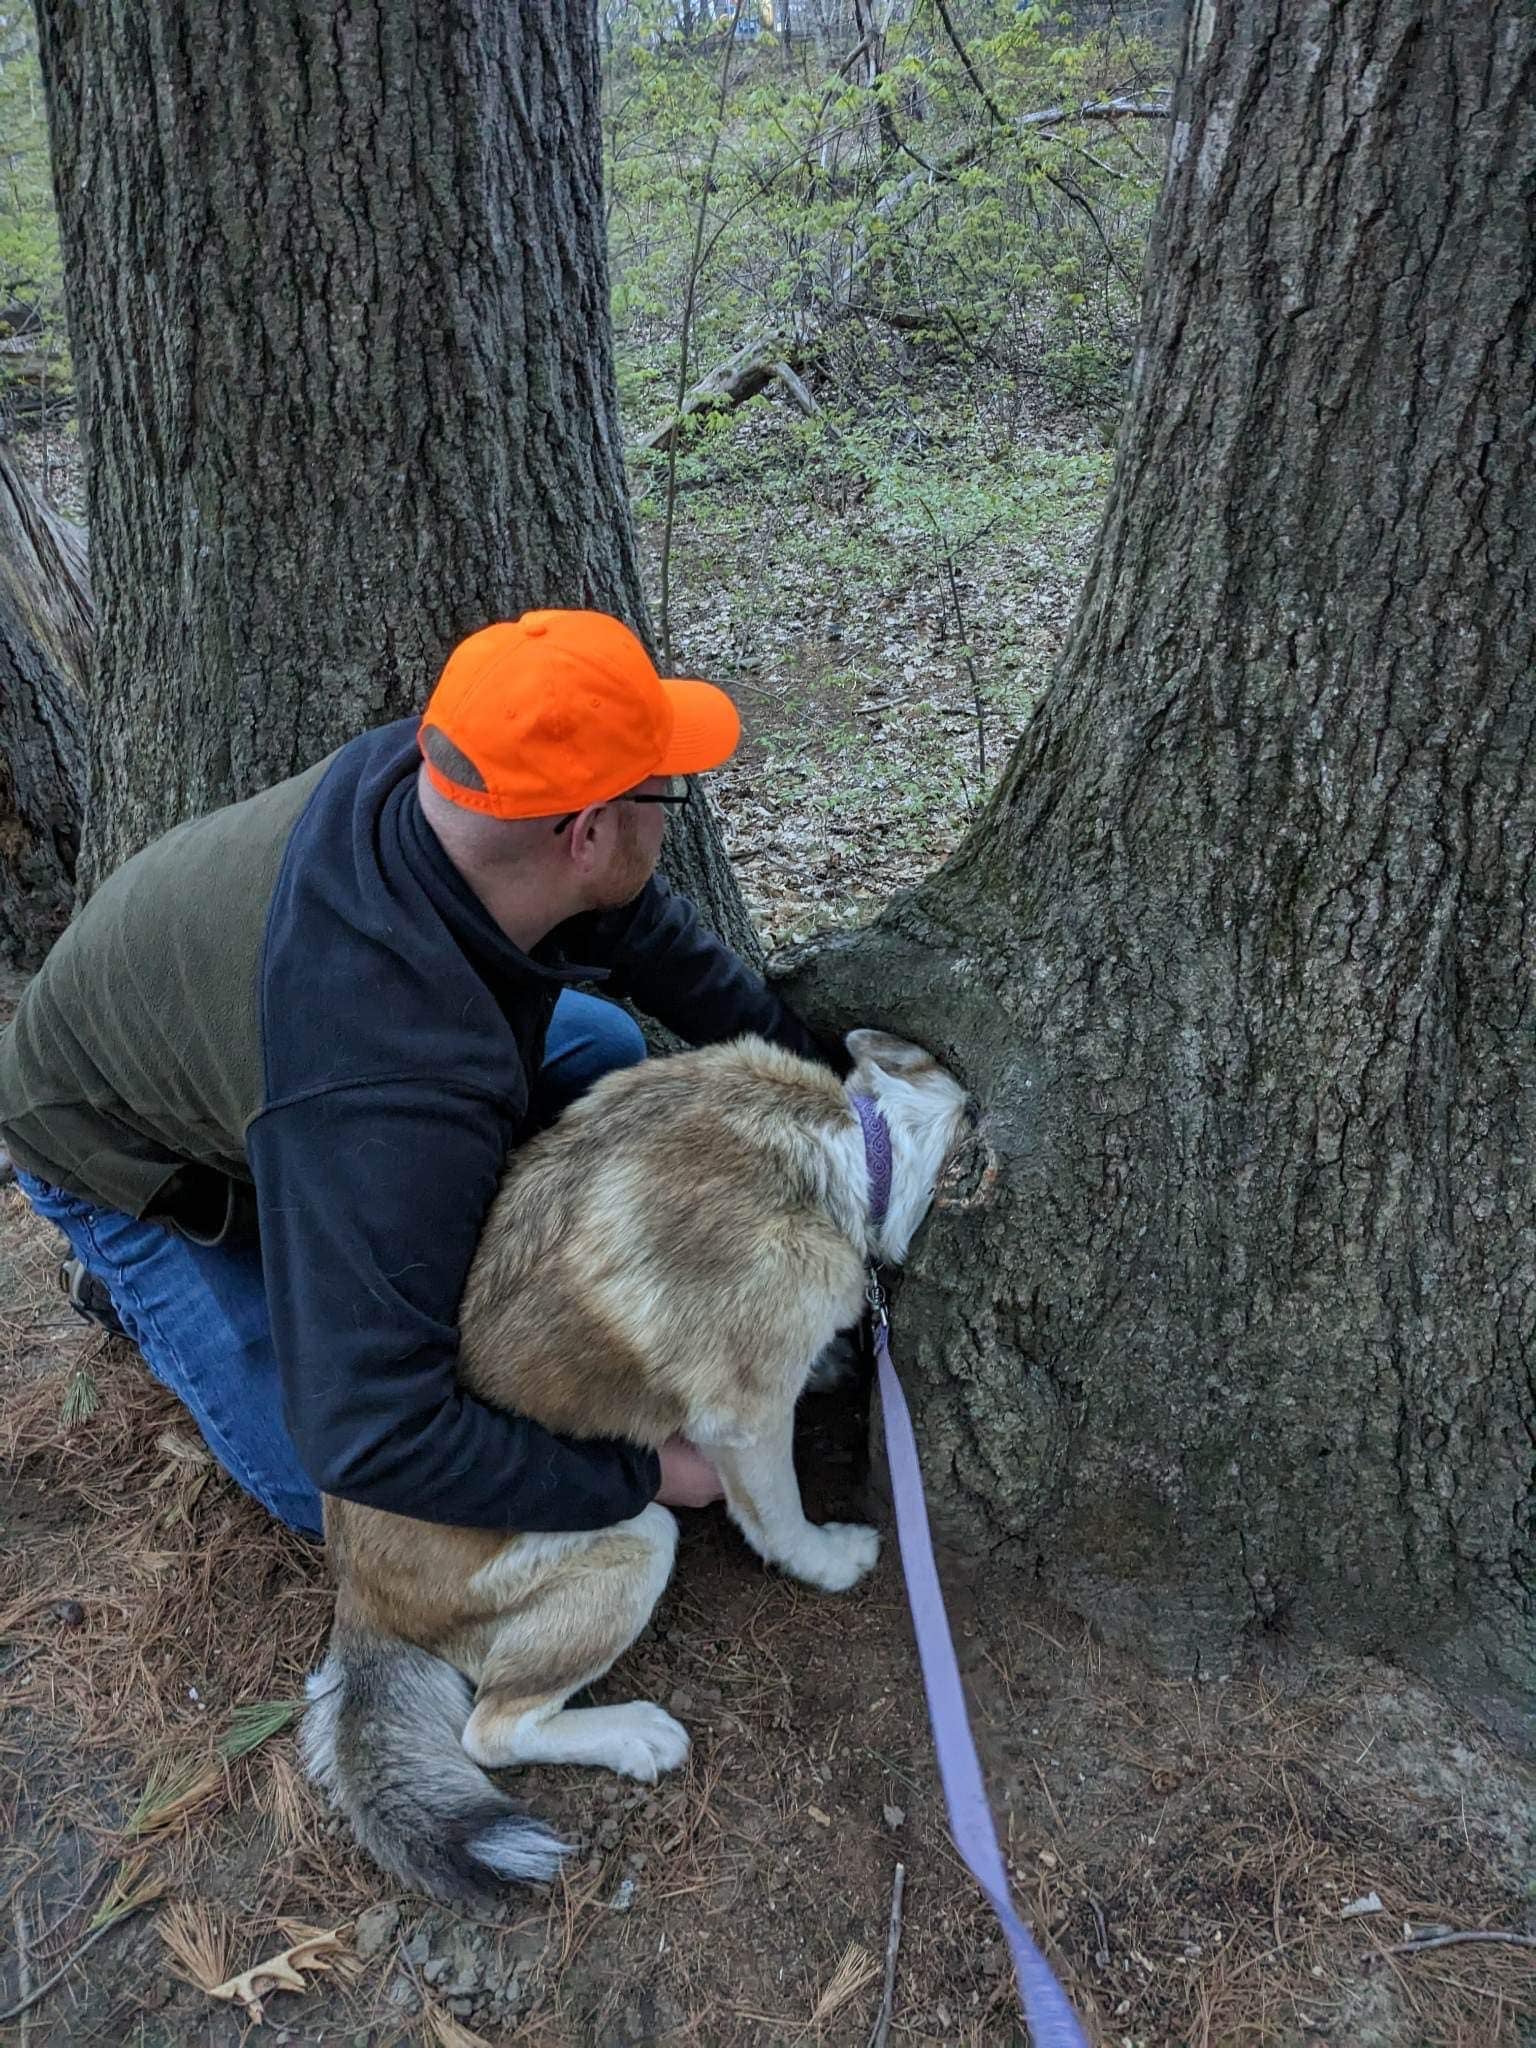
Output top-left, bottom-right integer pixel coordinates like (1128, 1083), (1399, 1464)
(418, 610), (742, 819)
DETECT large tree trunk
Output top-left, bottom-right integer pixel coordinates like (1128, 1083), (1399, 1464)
(780, 0), (1534, 1736)
(34, 0), (759, 958)
(0, 444), (88, 965)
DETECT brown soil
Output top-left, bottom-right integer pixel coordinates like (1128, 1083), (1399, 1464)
(2, 1176), (1532, 2048)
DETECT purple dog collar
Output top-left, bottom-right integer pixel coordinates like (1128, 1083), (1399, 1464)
(851, 1093), (892, 1232)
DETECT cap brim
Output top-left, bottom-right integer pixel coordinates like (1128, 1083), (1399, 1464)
(656, 678), (741, 775)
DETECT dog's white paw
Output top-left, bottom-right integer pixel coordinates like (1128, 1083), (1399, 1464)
(787, 1521), (880, 1593)
(602, 1702), (691, 1783)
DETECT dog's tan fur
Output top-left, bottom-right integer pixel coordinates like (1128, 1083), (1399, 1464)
(303, 1030), (969, 1902)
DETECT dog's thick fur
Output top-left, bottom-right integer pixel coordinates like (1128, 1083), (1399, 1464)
(302, 1030), (969, 1903)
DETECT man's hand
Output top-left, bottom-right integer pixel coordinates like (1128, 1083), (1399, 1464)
(656, 1434), (724, 1509)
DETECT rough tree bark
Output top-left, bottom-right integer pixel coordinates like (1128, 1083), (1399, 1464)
(33, 0), (760, 960)
(0, 444), (88, 965)
(779, 0), (1535, 1735)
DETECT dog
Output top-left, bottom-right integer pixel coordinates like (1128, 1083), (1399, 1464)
(302, 1029), (970, 1903)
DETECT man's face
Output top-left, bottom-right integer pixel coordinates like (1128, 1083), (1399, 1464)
(591, 775), (672, 908)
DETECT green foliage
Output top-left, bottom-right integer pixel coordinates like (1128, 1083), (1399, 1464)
(3, 0), (1165, 466)
(124, 1698), (303, 1836)
(605, 0), (1169, 444)
(0, 12), (57, 300)
(0, 8), (70, 411)
(60, 1364), (99, 1425)
(219, 1696), (305, 1758)
(1043, 333), (1127, 408)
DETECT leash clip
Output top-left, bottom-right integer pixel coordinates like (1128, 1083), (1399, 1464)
(865, 1269), (889, 1326)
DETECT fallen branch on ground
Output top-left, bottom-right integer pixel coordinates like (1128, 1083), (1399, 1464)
(771, 361), (820, 417)
(634, 336), (820, 455)
(1376, 1928), (1536, 1959)
(868, 1861), (906, 2048)
(0, 1895), (160, 2026)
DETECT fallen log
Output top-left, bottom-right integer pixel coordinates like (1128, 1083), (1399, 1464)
(632, 336), (819, 455)
(770, 360), (820, 417)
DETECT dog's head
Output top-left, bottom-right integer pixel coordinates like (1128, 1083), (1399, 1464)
(844, 1029), (974, 1265)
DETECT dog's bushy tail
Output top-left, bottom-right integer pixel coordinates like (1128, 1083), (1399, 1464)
(301, 1624), (567, 1906)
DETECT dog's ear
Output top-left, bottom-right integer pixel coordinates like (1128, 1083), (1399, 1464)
(844, 1028), (941, 1079)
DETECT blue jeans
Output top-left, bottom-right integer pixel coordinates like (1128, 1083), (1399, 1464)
(16, 991), (645, 1538)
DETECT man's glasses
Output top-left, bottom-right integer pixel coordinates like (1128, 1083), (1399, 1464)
(552, 776), (693, 836)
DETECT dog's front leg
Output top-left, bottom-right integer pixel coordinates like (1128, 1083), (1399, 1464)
(708, 1410), (879, 1594)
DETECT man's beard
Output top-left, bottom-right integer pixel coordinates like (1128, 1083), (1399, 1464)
(592, 810), (656, 910)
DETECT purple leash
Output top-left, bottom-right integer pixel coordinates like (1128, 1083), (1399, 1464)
(851, 1097), (1090, 2048)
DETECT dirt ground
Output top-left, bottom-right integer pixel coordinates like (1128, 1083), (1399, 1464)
(2, 1169), (1533, 2048)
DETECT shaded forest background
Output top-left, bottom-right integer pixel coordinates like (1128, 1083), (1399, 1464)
(0, 0), (1168, 944)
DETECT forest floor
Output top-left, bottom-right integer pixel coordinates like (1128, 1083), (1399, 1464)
(3, 382), (1535, 2048)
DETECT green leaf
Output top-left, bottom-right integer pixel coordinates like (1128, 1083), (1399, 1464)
(61, 1367), (99, 1427)
(218, 1697), (303, 1763)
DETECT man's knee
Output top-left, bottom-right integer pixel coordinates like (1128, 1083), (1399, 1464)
(551, 994), (646, 1089)
(587, 1002), (647, 1076)
(536, 993), (648, 1126)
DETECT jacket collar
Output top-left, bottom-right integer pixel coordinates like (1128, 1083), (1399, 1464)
(397, 777), (610, 990)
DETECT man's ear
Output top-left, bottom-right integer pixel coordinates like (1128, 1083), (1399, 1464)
(562, 803), (610, 868)
(844, 1027), (941, 1078)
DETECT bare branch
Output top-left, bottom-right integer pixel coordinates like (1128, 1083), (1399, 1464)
(634, 338), (817, 457)
(658, 0), (749, 667)
(867, 1862), (905, 2048)
(771, 361), (820, 416)
(1015, 96), (1172, 129)
(930, 0), (1010, 131)
(1377, 1929), (1536, 1959)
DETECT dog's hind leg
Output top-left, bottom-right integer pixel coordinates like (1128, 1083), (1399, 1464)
(461, 1504), (688, 1783)
(711, 1408), (880, 1594)
(474, 1698), (690, 1782)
